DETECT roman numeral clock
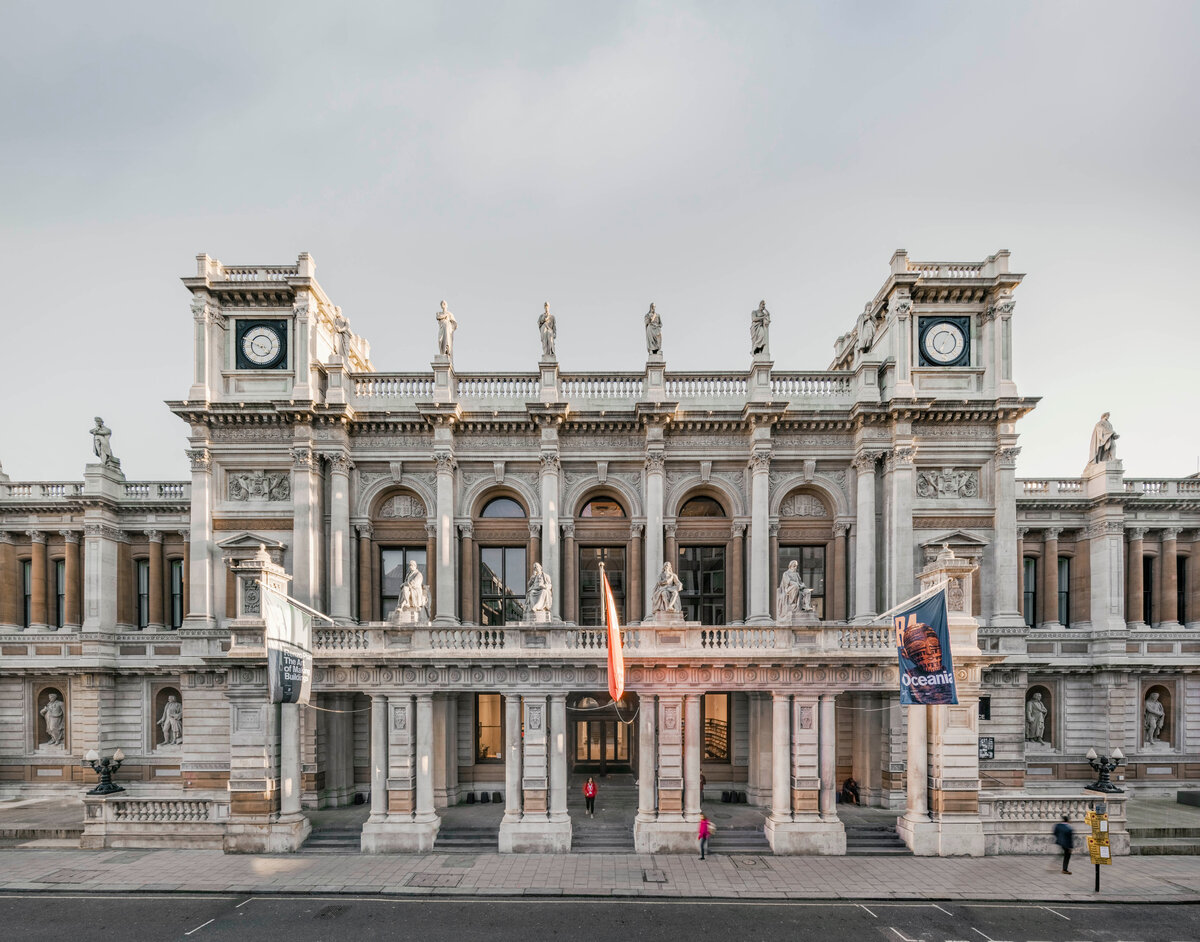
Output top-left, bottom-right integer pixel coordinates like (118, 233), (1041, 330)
(235, 319), (289, 370)
(918, 315), (971, 367)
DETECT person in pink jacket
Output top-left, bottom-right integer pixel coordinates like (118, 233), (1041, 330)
(583, 777), (597, 817)
(698, 812), (713, 860)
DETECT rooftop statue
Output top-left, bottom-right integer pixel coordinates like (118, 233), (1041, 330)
(856, 303), (876, 353)
(751, 300), (771, 356)
(644, 303), (663, 356)
(1089, 412), (1118, 464)
(538, 302), (556, 358)
(436, 300), (457, 358)
(333, 306), (352, 360)
(91, 417), (120, 469)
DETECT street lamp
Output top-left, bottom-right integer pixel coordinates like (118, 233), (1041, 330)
(84, 748), (126, 795)
(1084, 746), (1125, 793)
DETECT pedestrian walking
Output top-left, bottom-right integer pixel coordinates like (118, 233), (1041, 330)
(698, 812), (714, 860)
(1053, 813), (1074, 874)
(583, 777), (597, 817)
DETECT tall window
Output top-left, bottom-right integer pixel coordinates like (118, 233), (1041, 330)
(380, 547), (427, 620)
(580, 497), (625, 518)
(678, 546), (725, 624)
(170, 558), (184, 628)
(21, 559), (32, 628)
(703, 693), (730, 761)
(1143, 556), (1155, 625)
(779, 546), (826, 619)
(1022, 557), (1037, 628)
(1180, 557), (1188, 625)
(475, 693), (503, 762)
(1057, 556), (1070, 627)
(136, 559), (150, 629)
(579, 547), (626, 625)
(480, 546), (526, 625)
(54, 559), (65, 629)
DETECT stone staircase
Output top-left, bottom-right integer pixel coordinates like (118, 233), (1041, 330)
(709, 824), (771, 855)
(844, 822), (912, 855)
(1129, 825), (1200, 855)
(434, 823), (499, 852)
(299, 824), (362, 854)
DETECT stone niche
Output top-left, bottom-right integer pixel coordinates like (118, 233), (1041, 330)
(1142, 682), (1173, 751)
(153, 684), (184, 751)
(1024, 683), (1054, 751)
(34, 682), (68, 753)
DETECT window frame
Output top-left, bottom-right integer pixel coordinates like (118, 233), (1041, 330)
(579, 546), (626, 626)
(54, 558), (65, 629)
(1022, 556), (1037, 628)
(475, 693), (504, 763)
(677, 544), (726, 625)
(1143, 555), (1155, 625)
(169, 558), (185, 628)
(136, 558), (151, 629)
(702, 692), (731, 763)
(479, 545), (527, 626)
(379, 546), (428, 621)
(778, 544), (827, 620)
(1057, 555), (1070, 627)
(21, 559), (32, 628)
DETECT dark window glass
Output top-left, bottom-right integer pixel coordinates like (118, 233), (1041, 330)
(170, 559), (184, 628)
(136, 559), (150, 629)
(1179, 557), (1188, 625)
(703, 693), (730, 761)
(1022, 557), (1036, 628)
(21, 559), (32, 628)
(779, 545), (826, 619)
(54, 559), (65, 629)
(480, 546), (526, 625)
(678, 545), (725, 624)
(476, 693), (503, 762)
(1143, 556), (1155, 625)
(580, 498), (625, 518)
(1057, 556), (1070, 627)
(579, 547), (626, 625)
(480, 497), (526, 518)
(679, 496), (725, 517)
(380, 547), (427, 620)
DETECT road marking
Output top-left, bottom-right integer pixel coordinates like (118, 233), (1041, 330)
(235, 898), (255, 909)
(184, 918), (214, 936)
(1041, 905), (1070, 920)
(970, 930), (995, 942)
(933, 903), (953, 916)
(888, 929), (918, 942)
(859, 904), (876, 917)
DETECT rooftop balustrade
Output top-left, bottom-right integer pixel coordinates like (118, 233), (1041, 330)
(0, 480), (190, 502)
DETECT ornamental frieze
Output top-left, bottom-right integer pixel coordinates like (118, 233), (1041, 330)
(779, 493), (829, 517)
(227, 471), (290, 502)
(915, 468), (979, 499)
(377, 494), (426, 518)
(211, 426), (289, 443)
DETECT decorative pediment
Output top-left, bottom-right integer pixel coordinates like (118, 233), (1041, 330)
(217, 532), (287, 564)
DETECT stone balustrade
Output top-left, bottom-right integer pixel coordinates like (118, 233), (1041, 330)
(770, 372), (853, 398)
(217, 265), (297, 282)
(559, 374), (644, 400)
(664, 373), (747, 398)
(455, 374), (540, 399)
(82, 796), (230, 849)
(905, 261), (986, 278)
(0, 480), (189, 501)
(1017, 478), (1084, 496)
(979, 792), (1127, 855)
(1124, 478), (1200, 496)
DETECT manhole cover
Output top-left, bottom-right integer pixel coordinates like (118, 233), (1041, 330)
(439, 855), (476, 868)
(709, 812), (733, 820)
(406, 872), (463, 887)
(37, 869), (104, 884)
(730, 856), (771, 870)
(642, 869), (668, 883)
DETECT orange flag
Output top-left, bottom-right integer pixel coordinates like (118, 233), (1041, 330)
(602, 565), (625, 703)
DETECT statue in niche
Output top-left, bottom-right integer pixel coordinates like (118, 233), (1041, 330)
(158, 694), (183, 745)
(333, 306), (352, 360)
(777, 559), (814, 616)
(538, 302), (556, 358)
(750, 300), (770, 356)
(90, 417), (119, 469)
(644, 303), (663, 356)
(856, 303), (876, 353)
(40, 691), (65, 746)
(398, 561), (429, 616)
(650, 561), (683, 614)
(436, 300), (457, 358)
(1144, 691), (1166, 745)
(1025, 691), (1048, 744)
(1089, 412), (1119, 464)
(524, 562), (553, 615)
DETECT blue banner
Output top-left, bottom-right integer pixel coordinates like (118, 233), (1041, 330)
(894, 589), (957, 705)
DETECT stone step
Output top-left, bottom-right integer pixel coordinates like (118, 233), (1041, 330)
(1130, 838), (1200, 855)
(0, 826), (83, 840)
(844, 827), (912, 856)
(1128, 826), (1200, 839)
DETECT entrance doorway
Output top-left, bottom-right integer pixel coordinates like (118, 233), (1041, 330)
(568, 692), (638, 776)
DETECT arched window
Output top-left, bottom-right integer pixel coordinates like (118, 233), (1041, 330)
(480, 497), (526, 518)
(679, 496), (725, 517)
(580, 497), (625, 518)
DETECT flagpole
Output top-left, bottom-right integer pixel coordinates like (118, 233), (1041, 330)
(871, 578), (949, 625)
(255, 579), (337, 624)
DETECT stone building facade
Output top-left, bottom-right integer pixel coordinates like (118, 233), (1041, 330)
(1, 250), (1197, 854)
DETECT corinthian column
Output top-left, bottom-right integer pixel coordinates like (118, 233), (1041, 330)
(62, 530), (81, 630)
(644, 452), (665, 616)
(990, 445), (1024, 627)
(291, 445), (318, 607)
(328, 453), (353, 622)
(1161, 528), (1180, 627)
(433, 451), (458, 624)
(1127, 527), (1146, 626)
(185, 448), (214, 627)
(28, 531), (47, 630)
(147, 529), (164, 630)
(853, 452), (878, 622)
(747, 450), (772, 623)
(1041, 527), (1062, 627)
(539, 452), (561, 619)
(888, 445), (916, 610)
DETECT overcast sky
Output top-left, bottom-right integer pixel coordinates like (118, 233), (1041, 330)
(1, 2), (1197, 482)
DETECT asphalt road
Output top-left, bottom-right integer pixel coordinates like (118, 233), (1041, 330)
(1, 895), (1197, 941)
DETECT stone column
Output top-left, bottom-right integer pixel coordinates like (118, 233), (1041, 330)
(539, 453), (561, 619)
(291, 446), (317, 607)
(770, 692), (791, 823)
(28, 531), (48, 629)
(1015, 528), (1027, 620)
(0, 533), (17, 627)
(425, 522), (438, 620)
(832, 523), (849, 622)
(1161, 528), (1180, 627)
(731, 523), (746, 623)
(503, 694), (522, 822)
(147, 530), (164, 630)
(459, 523), (474, 624)
(637, 694), (656, 821)
(684, 693), (701, 820)
(644, 453), (664, 616)
(663, 522), (677, 574)
(656, 696), (684, 818)
(434, 452), (458, 623)
(818, 694), (837, 819)
(991, 446), (1025, 626)
(528, 523), (542, 587)
(415, 694), (437, 823)
(1190, 538), (1200, 628)
(888, 445), (916, 610)
(562, 522), (576, 624)
(748, 450), (772, 623)
(549, 693), (568, 824)
(369, 694), (388, 818)
(328, 453), (353, 622)
(905, 705), (928, 821)
(62, 531), (81, 629)
(280, 702), (302, 816)
(853, 452), (878, 622)
(1128, 527), (1145, 626)
(180, 529), (190, 619)
(628, 524), (643, 624)
(356, 525), (374, 623)
(521, 695), (549, 814)
(1041, 527), (1061, 627)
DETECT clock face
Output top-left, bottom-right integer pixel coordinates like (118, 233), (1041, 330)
(921, 321), (967, 365)
(241, 325), (282, 367)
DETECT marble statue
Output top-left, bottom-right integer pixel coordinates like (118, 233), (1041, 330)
(777, 560), (814, 615)
(524, 562), (553, 615)
(644, 303), (663, 356)
(40, 692), (65, 746)
(436, 300), (457, 358)
(750, 300), (770, 356)
(333, 306), (352, 359)
(158, 694), (183, 745)
(1025, 691), (1048, 744)
(91, 417), (119, 469)
(856, 303), (876, 353)
(1144, 691), (1165, 744)
(650, 562), (683, 614)
(1089, 412), (1118, 464)
(538, 302), (556, 358)
(398, 561), (428, 615)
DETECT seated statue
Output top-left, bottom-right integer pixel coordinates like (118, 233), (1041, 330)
(777, 559), (815, 616)
(524, 562), (553, 615)
(398, 561), (428, 615)
(650, 562), (683, 614)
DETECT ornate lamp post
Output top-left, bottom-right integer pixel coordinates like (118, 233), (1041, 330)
(1084, 747), (1124, 793)
(84, 748), (126, 795)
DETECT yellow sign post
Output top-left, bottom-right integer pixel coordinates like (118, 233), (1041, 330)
(1085, 808), (1111, 892)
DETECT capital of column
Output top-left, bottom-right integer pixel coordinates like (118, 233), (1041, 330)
(25, 529), (46, 544)
(433, 451), (457, 474)
(1162, 527), (1181, 541)
(146, 529), (164, 543)
(630, 522), (644, 537)
(59, 529), (80, 544)
(458, 522), (474, 539)
(768, 521), (780, 537)
(327, 452), (353, 475)
(186, 447), (212, 472)
(356, 523), (374, 539)
(291, 446), (315, 470)
(889, 293), (912, 319)
(424, 521), (437, 538)
(528, 522), (541, 539)
(644, 452), (665, 474)
(853, 452), (879, 474)
(539, 452), (561, 473)
(0, 531), (13, 544)
(1043, 527), (1062, 541)
(748, 451), (771, 474)
(561, 520), (575, 539)
(890, 444), (917, 468)
(1128, 527), (1147, 541)
(994, 445), (1022, 468)
(1016, 527), (1029, 539)
(731, 522), (747, 538)
(833, 521), (851, 537)
(664, 522), (677, 537)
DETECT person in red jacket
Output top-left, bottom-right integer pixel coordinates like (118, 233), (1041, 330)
(583, 777), (597, 817)
(698, 812), (713, 860)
